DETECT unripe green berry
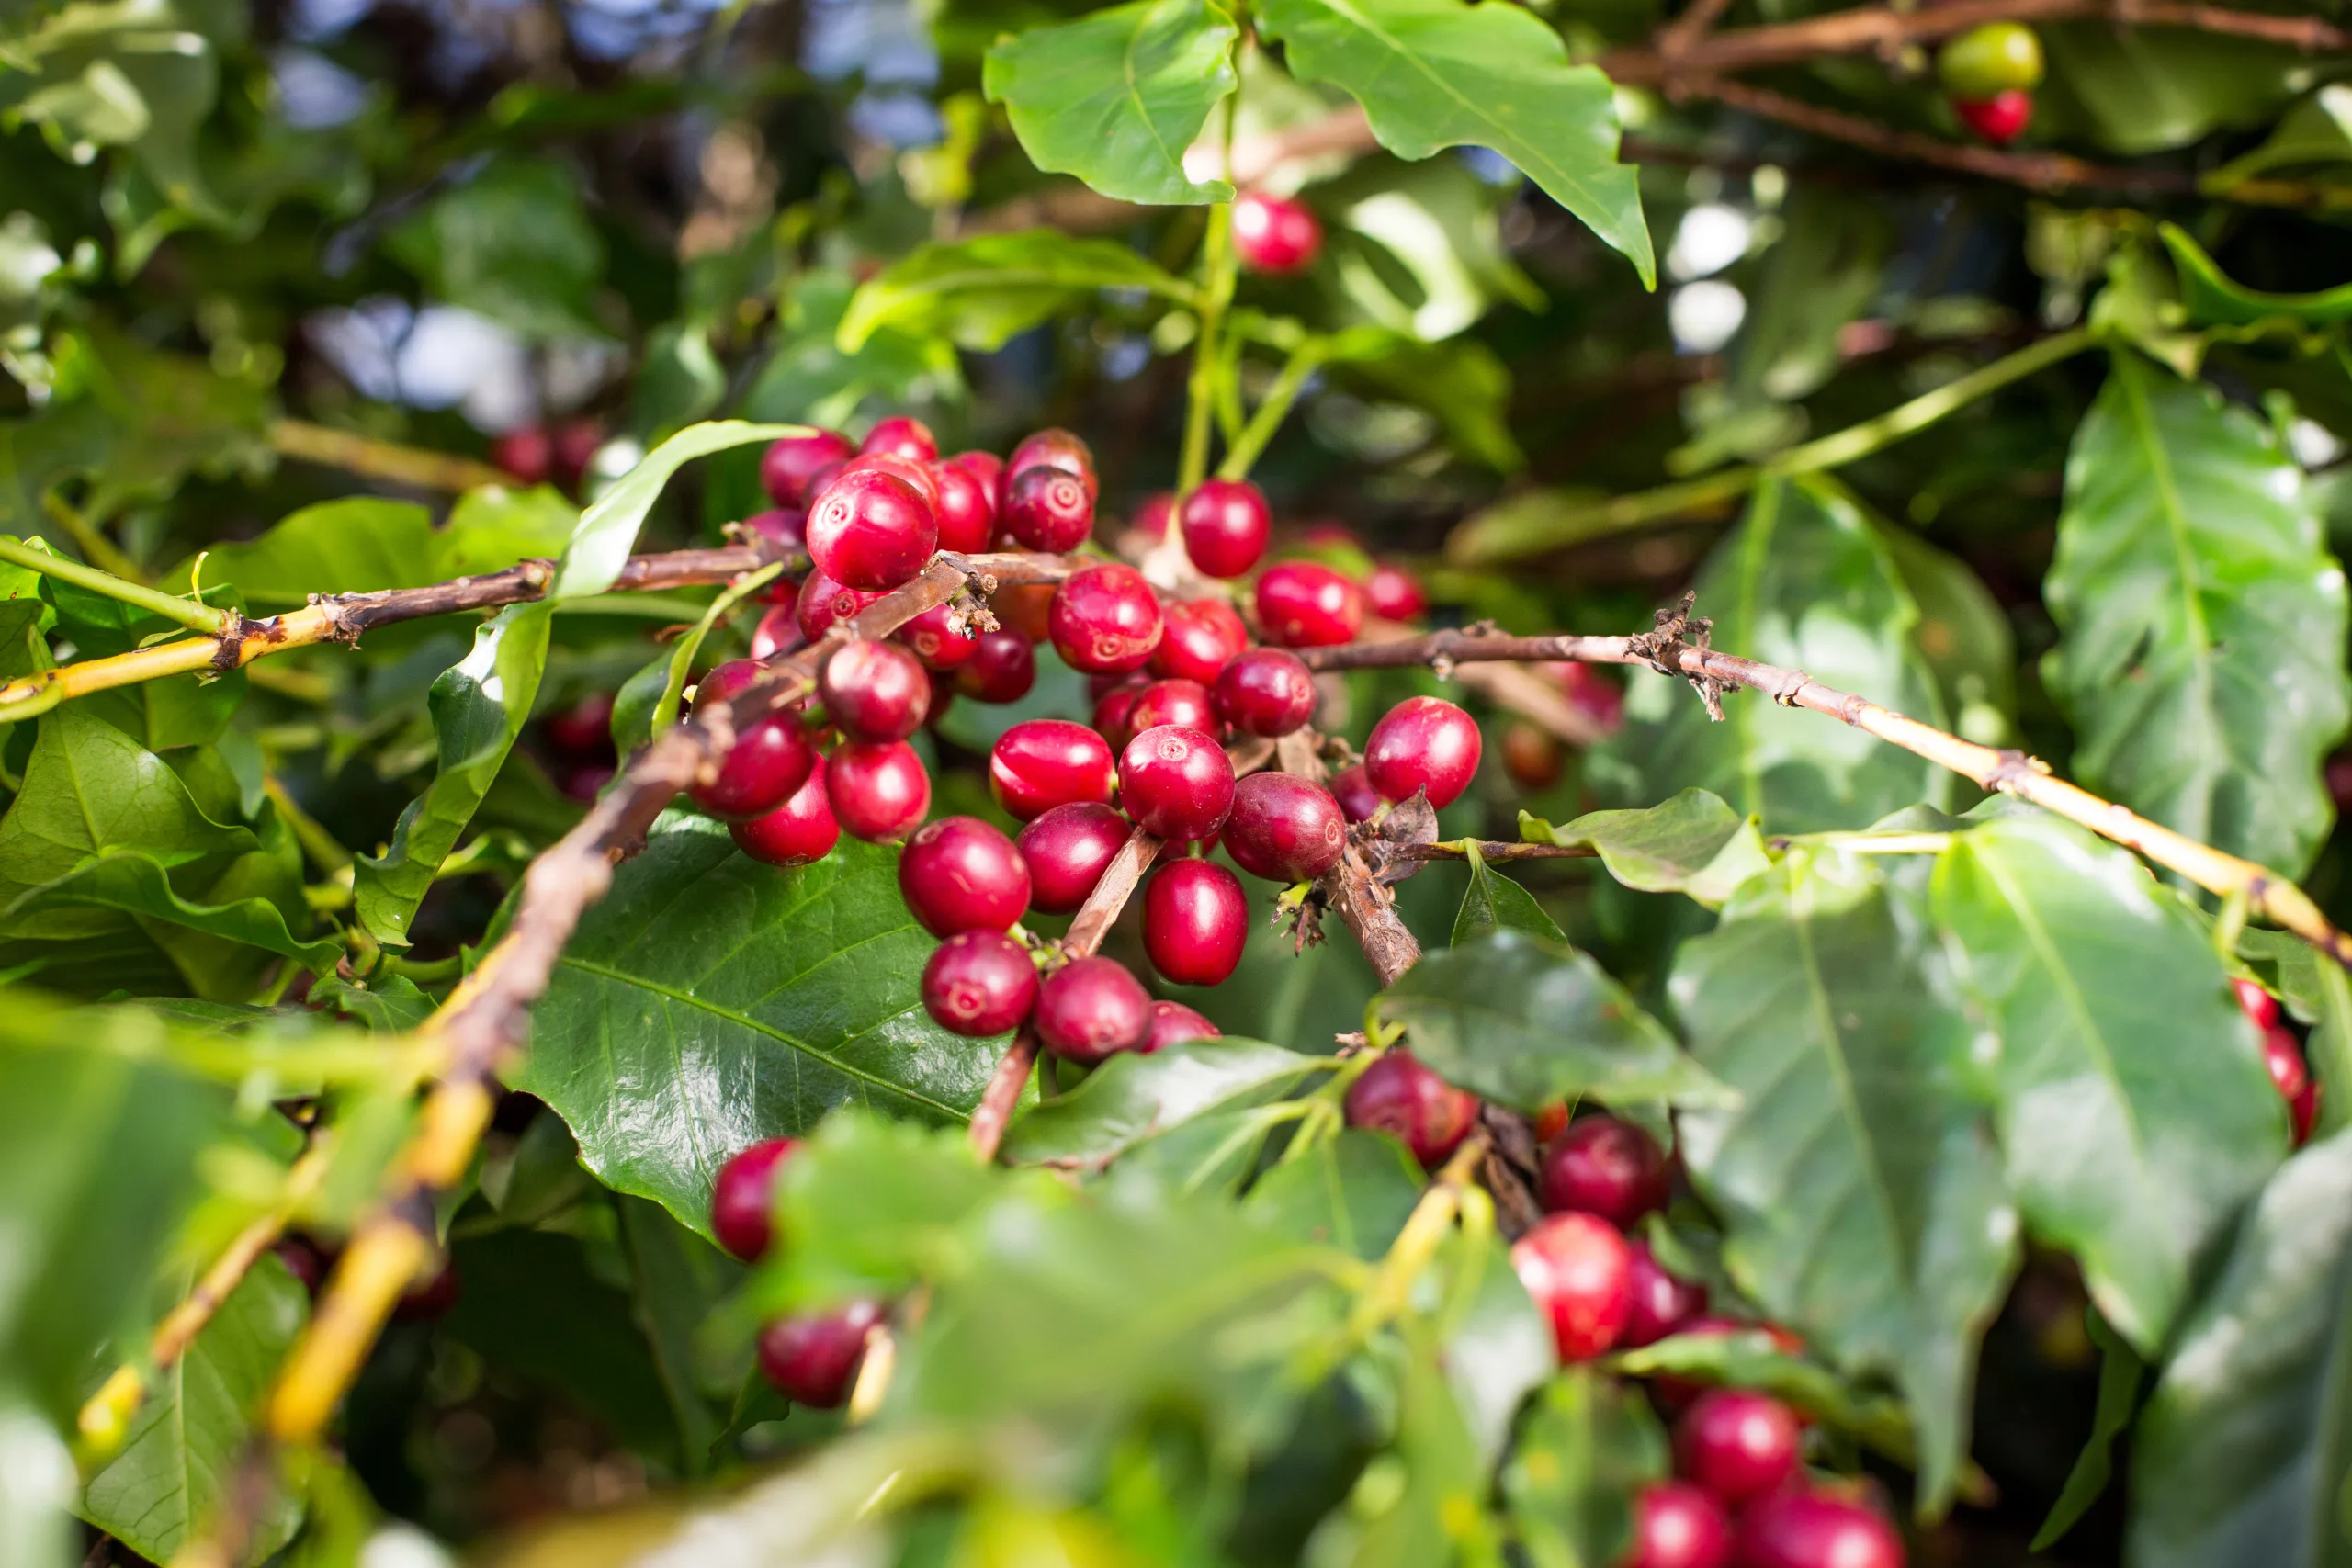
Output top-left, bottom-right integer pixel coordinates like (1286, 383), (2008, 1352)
(1938, 21), (2043, 97)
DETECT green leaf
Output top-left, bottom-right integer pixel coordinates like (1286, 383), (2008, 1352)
(2126, 1129), (2352, 1568)
(195, 490), (576, 612)
(1326, 331), (1522, 470)
(1518, 788), (1771, 909)
(1243, 1128), (1425, 1259)
(1593, 476), (1954, 835)
(2043, 353), (2350, 877)
(2159, 223), (2352, 330)
(1346, 1331), (1488, 1568)
(1450, 842), (1563, 945)
(551, 421), (802, 602)
(1875, 523), (2016, 743)
(2030, 1308), (2143, 1551)
(0, 1394), (78, 1568)
(16, 851), (336, 967)
(1932, 811), (2288, 1353)
(1610, 1329), (1918, 1461)
(742, 269), (964, 433)
(385, 158), (606, 341)
(77, 1255), (307, 1565)
(1252, 0), (1652, 286)
(1501, 1370), (1669, 1568)
(836, 231), (1195, 355)
(354, 601), (553, 946)
(1441, 1233), (1556, 1466)
(758, 1115), (1011, 1314)
(1001, 1037), (1328, 1168)
(1375, 930), (1724, 1113)
(1668, 850), (2014, 1510)
(982, 0), (1238, 206)
(2202, 85), (2352, 192)
(2041, 21), (2299, 157)
(510, 821), (1004, 1236)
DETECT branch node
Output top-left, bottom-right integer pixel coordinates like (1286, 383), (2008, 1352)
(1984, 749), (2052, 790)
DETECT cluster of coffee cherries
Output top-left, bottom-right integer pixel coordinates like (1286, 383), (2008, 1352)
(1937, 20), (2042, 146)
(707, 1137), (882, 1407)
(2242, 977), (2321, 1145)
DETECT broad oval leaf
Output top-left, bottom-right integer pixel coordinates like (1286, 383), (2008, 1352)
(1450, 843), (1564, 945)
(2042, 352), (2350, 877)
(17, 851), (335, 966)
(1001, 1037), (1328, 1168)
(1243, 1128), (1424, 1259)
(1519, 788), (1771, 908)
(837, 231), (1196, 354)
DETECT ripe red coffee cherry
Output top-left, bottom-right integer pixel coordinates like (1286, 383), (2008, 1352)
(1512, 1211), (1634, 1362)
(751, 605), (803, 660)
(899, 816), (1031, 935)
(1503, 723), (1562, 791)
(1625, 1482), (1735, 1568)
(1003, 465), (1096, 552)
(1365, 695), (1484, 808)
(757, 1299), (886, 1407)
(1675, 1391), (1802, 1507)
(946, 448), (1004, 506)
(1143, 859), (1248, 986)
(1130, 678), (1217, 736)
(896, 603), (978, 671)
(1735, 1490), (1905, 1568)
(2265, 1025), (2321, 1145)
(1953, 88), (2032, 145)
(1331, 763), (1382, 823)
(922, 931), (1039, 1036)
(544, 692), (616, 756)
(2235, 976), (2280, 1029)
(1035, 954), (1152, 1064)
(930, 458), (999, 552)
(1008, 427), (1098, 499)
(743, 504), (807, 553)
(1364, 564), (1427, 623)
(1131, 491), (1175, 540)
(820, 640), (929, 742)
(1224, 772), (1345, 883)
(806, 468), (937, 592)
(1542, 1114), (1673, 1228)
(1256, 561), (1365, 648)
(860, 413), (938, 463)
(1622, 1242), (1710, 1348)
(1093, 682), (1148, 752)
(689, 706), (815, 823)
(1178, 479), (1273, 579)
(826, 740), (931, 841)
(494, 426), (555, 484)
(1143, 998), (1221, 1054)
(1017, 801), (1132, 914)
(1232, 191), (1323, 274)
(711, 1137), (799, 1260)
(1119, 724), (1236, 842)
(1215, 647), (1318, 737)
(1152, 597), (1250, 685)
(796, 569), (886, 642)
(1049, 563), (1165, 675)
(731, 755), (841, 867)
(1345, 1049), (1480, 1169)
(956, 631), (1036, 703)
(694, 655), (765, 708)
(839, 450), (942, 513)
(1556, 662), (1625, 734)
(991, 719), (1117, 820)
(396, 1259), (461, 1320)
(762, 429), (854, 506)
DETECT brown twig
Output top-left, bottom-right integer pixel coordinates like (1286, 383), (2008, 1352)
(1317, 837), (1424, 988)
(967, 1032), (1043, 1163)
(269, 419), (514, 493)
(1388, 840), (1601, 865)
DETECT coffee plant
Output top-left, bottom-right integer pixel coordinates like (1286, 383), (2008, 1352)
(8, 0), (2352, 1563)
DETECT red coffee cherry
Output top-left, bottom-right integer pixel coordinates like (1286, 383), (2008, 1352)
(1734, 1490), (1905, 1568)
(1049, 563), (1165, 675)
(1953, 88), (2032, 144)
(1093, 681), (1148, 752)
(991, 719), (1117, 820)
(544, 692), (616, 756)
(1130, 491), (1175, 540)
(1143, 998), (1221, 1054)
(922, 931), (1039, 1036)
(730, 755), (841, 867)
(396, 1258), (461, 1320)
(860, 413), (938, 463)
(2235, 976), (2280, 1029)
(1003, 466), (1096, 552)
(1215, 648), (1318, 737)
(749, 603), (801, 660)
(744, 503), (807, 559)
(946, 448), (1005, 508)
(1035, 954), (1151, 1065)
(840, 450), (942, 513)
(757, 1299), (886, 1407)
(1152, 598), (1250, 685)
(494, 426), (555, 485)
(1017, 801), (1132, 914)
(896, 602), (978, 671)
(1556, 662), (1625, 735)
(806, 468), (937, 592)
(689, 701), (815, 824)
(711, 1137), (799, 1260)
(1344, 1049), (1480, 1169)
(930, 458), (999, 552)
(1676, 1391), (1803, 1507)
(1624, 1482), (1735, 1568)
(1118, 724), (1236, 842)
(1231, 191), (1323, 274)
(826, 740), (931, 841)
(1224, 773), (1346, 883)
(820, 640), (930, 742)
(2265, 1026), (2320, 1145)
(1364, 695), (1483, 808)
(1130, 678), (1217, 736)
(899, 816), (1030, 935)
(956, 631), (1036, 703)
(1143, 859), (1248, 987)
(1622, 1242), (1710, 1348)
(1365, 564), (1427, 623)
(695, 655), (766, 708)
(1511, 1211), (1634, 1362)
(796, 569), (886, 642)
(1256, 561), (1365, 648)
(1008, 427), (1098, 499)
(1503, 724), (1562, 791)
(1178, 479), (1272, 579)
(1330, 763), (1382, 823)
(1542, 1114), (1673, 1228)
(762, 429), (855, 506)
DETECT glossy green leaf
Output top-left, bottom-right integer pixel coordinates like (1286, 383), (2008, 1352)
(195, 491), (575, 611)
(1450, 842), (1563, 945)
(2043, 353), (2350, 877)
(1243, 1128), (1425, 1259)
(1501, 1369), (1668, 1568)
(1441, 1232), (1556, 1466)
(1518, 788), (1771, 908)
(2041, 21), (2299, 156)
(1668, 850), (2014, 1509)
(2030, 1309), (2143, 1551)
(385, 158), (606, 340)
(2203, 85), (2352, 191)
(982, 0), (1238, 206)
(510, 821), (1003, 1235)
(836, 231), (1195, 355)
(2159, 224), (2352, 329)
(17, 850), (335, 966)
(1347, 1330), (1487, 1568)
(1932, 811), (2288, 1352)
(1376, 930), (1724, 1113)
(553, 421), (802, 602)
(1252, 0), (1652, 286)
(1001, 1037), (1328, 1168)
(742, 269), (964, 433)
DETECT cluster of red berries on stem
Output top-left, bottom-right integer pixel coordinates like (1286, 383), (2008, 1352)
(708, 1137), (885, 1407)
(2238, 976), (2321, 1145)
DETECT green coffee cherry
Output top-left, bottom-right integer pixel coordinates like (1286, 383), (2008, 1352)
(1937, 21), (2044, 97)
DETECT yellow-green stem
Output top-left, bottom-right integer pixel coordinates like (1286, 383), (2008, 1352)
(1217, 342), (1328, 482)
(1178, 202), (1238, 498)
(0, 536), (233, 636)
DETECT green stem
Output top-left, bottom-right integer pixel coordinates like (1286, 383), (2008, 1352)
(41, 492), (145, 583)
(1178, 202), (1237, 497)
(1218, 342), (1328, 482)
(1770, 324), (2096, 473)
(0, 536), (233, 637)
(655, 561), (784, 733)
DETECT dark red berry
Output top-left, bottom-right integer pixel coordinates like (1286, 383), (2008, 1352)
(1093, 682), (1148, 752)
(1364, 564), (1426, 623)
(751, 604), (805, 660)
(826, 740), (931, 841)
(1953, 88), (2032, 144)
(1503, 724), (1562, 790)
(395, 1258), (460, 1320)
(1049, 563), (1164, 675)
(956, 631), (1036, 704)
(1675, 1391), (1802, 1507)
(1542, 1115), (1672, 1228)
(1130, 491), (1175, 540)
(1256, 561), (1364, 648)
(1214, 648), (1318, 737)
(899, 817), (1030, 935)
(1130, 678), (1217, 736)
(994, 582), (1056, 643)
(1331, 763), (1381, 823)
(544, 692), (616, 756)
(690, 713), (816, 823)
(1035, 955), (1151, 1064)
(744, 505), (807, 556)
(763, 429), (855, 505)
(1017, 801), (1132, 914)
(273, 1235), (328, 1296)
(1345, 1049), (1480, 1169)
(1734, 1490), (1905, 1568)
(896, 603), (978, 671)
(797, 568), (886, 642)
(1178, 479), (1272, 579)
(2235, 976), (2280, 1029)
(930, 458), (998, 553)
(711, 1137), (798, 1260)
(922, 931), (1039, 1036)
(1118, 724), (1236, 843)
(1557, 662), (1624, 734)
(1224, 772), (1346, 883)
(1151, 597), (1250, 685)
(1231, 191), (1323, 274)
(731, 755), (841, 867)
(757, 1299), (885, 1407)
(820, 640), (929, 742)
(1143, 859), (1248, 986)
(559, 764), (614, 802)
(946, 449), (1004, 511)
(1008, 427), (1098, 499)
(1003, 465), (1095, 552)
(1143, 998), (1221, 1054)
(860, 414), (938, 463)
(1512, 1211), (1633, 1362)
(1364, 695), (1483, 808)
(695, 657), (766, 708)
(494, 426), (555, 484)
(806, 468), (937, 592)
(1624, 1482), (1735, 1568)
(1622, 1242), (1710, 1348)
(991, 719), (1117, 820)
(2265, 1026), (2320, 1145)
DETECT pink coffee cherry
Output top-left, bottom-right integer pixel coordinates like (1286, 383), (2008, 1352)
(1214, 648), (1318, 737)
(761, 429), (854, 506)
(819, 640), (930, 742)
(1541, 1114), (1672, 1228)
(1142, 998), (1221, 1054)
(805, 467), (937, 592)
(1008, 427), (1098, 499)
(1002, 465), (1095, 552)
(859, 413), (938, 462)
(899, 817), (1030, 935)
(1512, 1211), (1634, 1363)
(1018, 801), (1133, 914)
(896, 602), (978, 671)
(930, 458), (999, 552)
(796, 568), (886, 642)
(956, 631), (1036, 704)
(1223, 772), (1345, 883)
(1363, 695), (1482, 808)
(1232, 191), (1323, 274)
(1035, 955), (1151, 1064)
(1142, 859), (1248, 987)
(1255, 561), (1364, 648)
(825, 740), (931, 841)
(1178, 479), (1272, 579)
(1152, 597), (1250, 685)
(710, 1137), (799, 1260)
(1049, 563), (1164, 675)
(991, 719), (1117, 820)
(1675, 1391), (1803, 1507)
(1118, 724), (1236, 843)
(1129, 678), (1217, 736)
(922, 931), (1039, 1037)
(756, 1299), (886, 1407)
(730, 755), (841, 867)
(1344, 1049), (1480, 1169)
